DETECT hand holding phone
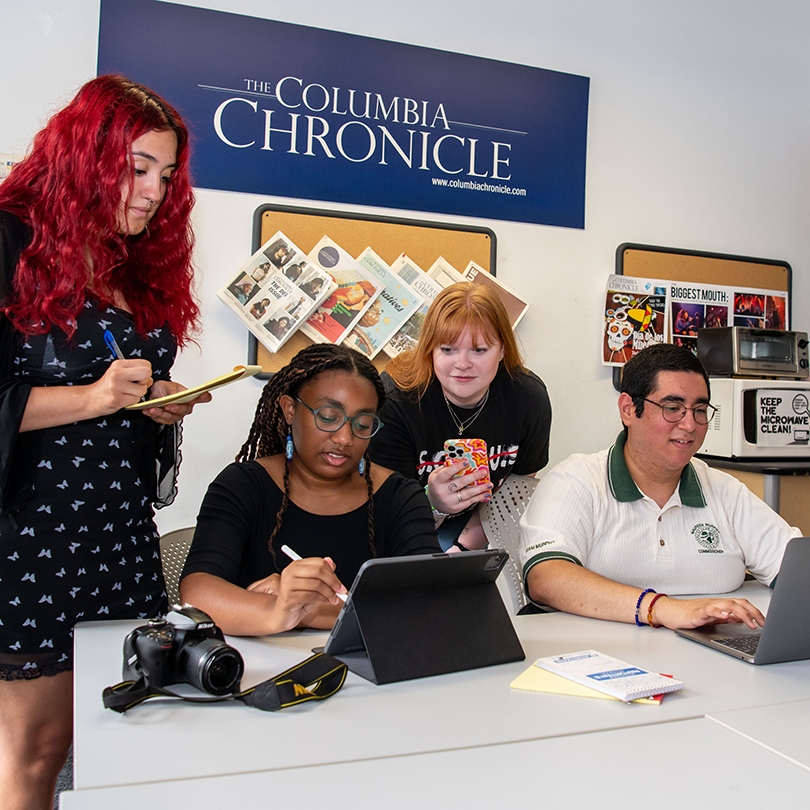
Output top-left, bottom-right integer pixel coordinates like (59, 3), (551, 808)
(423, 438), (491, 513)
(443, 438), (492, 489)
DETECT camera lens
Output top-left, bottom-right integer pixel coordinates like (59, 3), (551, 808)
(177, 637), (244, 696)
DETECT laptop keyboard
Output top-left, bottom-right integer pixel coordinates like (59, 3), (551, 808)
(713, 635), (760, 656)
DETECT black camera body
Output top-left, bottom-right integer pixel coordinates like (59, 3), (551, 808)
(123, 606), (244, 696)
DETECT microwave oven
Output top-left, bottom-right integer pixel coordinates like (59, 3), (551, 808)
(701, 378), (810, 459)
(697, 327), (809, 379)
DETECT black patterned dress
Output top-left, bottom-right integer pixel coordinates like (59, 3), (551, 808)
(0, 299), (174, 678)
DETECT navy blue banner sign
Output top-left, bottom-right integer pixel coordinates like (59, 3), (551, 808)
(98, 0), (589, 228)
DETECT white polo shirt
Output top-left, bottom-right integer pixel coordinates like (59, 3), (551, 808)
(520, 433), (800, 594)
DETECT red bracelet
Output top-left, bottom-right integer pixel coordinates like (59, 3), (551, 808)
(647, 592), (667, 627)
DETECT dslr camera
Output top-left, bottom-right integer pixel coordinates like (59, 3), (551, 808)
(123, 605), (244, 696)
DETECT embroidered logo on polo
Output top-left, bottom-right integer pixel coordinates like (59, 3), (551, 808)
(692, 523), (724, 554)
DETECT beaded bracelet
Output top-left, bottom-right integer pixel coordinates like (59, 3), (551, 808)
(424, 483), (452, 518)
(647, 592), (667, 627)
(634, 588), (656, 627)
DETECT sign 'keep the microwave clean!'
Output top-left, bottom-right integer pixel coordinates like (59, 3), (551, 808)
(756, 391), (810, 446)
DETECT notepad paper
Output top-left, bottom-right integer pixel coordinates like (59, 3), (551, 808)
(125, 365), (261, 410)
(510, 662), (667, 704)
(533, 650), (684, 703)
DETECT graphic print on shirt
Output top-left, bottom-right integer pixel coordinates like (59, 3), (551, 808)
(692, 523), (724, 554)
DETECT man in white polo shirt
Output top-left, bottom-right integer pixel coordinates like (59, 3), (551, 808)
(520, 343), (800, 630)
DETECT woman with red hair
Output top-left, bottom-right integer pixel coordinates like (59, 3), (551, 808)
(368, 282), (551, 552)
(0, 75), (209, 808)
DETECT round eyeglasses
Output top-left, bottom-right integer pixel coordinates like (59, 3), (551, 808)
(295, 398), (383, 438)
(643, 398), (717, 425)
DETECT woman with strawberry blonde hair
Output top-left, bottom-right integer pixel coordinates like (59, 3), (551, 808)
(0, 75), (210, 809)
(369, 281), (552, 552)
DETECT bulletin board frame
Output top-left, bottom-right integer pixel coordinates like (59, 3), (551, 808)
(612, 242), (793, 390)
(246, 203), (497, 378)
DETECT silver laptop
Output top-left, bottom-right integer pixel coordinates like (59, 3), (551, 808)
(675, 536), (810, 664)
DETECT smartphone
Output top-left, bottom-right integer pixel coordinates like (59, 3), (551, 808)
(443, 438), (492, 488)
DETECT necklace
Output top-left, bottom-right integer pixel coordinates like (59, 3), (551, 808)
(443, 389), (490, 436)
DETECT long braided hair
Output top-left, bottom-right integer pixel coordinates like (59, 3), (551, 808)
(237, 344), (386, 561)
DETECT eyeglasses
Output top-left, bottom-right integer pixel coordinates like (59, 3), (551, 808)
(643, 398), (717, 425)
(295, 398), (383, 438)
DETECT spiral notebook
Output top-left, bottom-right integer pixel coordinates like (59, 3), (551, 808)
(533, 650), (684, 702)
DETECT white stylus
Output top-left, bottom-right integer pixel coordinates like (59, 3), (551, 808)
(280, 545), (347, 602)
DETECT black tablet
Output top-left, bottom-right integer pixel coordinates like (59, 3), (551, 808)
(322, 549), (525, 684)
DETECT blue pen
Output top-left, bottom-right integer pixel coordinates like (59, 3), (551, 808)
(103, 330), (125, 360)
(104, 329), (148, 403)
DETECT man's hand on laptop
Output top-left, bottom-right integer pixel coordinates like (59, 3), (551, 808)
(652, 596), (765, 631)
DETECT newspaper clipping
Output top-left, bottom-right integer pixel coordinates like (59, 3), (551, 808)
(218, 229), (334, 352)
(299, 236), (383, 345)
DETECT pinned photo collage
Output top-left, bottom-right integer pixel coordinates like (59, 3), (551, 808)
(220, 233), (532, 359)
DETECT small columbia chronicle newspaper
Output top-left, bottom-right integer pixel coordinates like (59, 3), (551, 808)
(533, 650), (684, 702)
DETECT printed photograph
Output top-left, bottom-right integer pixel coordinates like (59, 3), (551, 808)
(264, 237), (296, 269)
(671, 302), (702, 337)
(226, 273), (259, 307)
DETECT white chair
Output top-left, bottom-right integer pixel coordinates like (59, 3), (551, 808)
(159, 526), (196, 607)
(480, 475), (538, 614)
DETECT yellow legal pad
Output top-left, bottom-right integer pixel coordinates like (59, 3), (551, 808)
(510, 663), (664, 705)
(126, 365), (262, 410)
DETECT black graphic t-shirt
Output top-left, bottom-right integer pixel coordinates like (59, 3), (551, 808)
(368, 367), (552, 490)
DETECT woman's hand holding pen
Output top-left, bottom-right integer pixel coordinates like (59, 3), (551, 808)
(142, 379), (213, 425)
(102, 330), (211, 424)
(19, 358), (154, 432)
(246, 555), (347, 633)
(87, 359), (154, 415)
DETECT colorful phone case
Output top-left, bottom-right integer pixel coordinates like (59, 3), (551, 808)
(443, 438), (492, 486)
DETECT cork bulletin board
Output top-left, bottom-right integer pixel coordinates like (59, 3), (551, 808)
(619, 243), (791, 293)
(246, 204), (497, 377)
(612, 242), (793, 390)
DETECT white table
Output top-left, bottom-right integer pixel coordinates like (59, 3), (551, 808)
(708, 698), (810, 771)
(70, 581), (810, 791)
(61, 717), (810, 808)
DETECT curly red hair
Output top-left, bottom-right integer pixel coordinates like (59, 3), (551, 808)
(0, 75), (199, 345)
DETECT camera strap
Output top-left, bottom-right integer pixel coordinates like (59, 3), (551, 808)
(102, 651), (348, 714)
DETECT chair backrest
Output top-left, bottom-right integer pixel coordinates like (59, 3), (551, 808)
(159, 527), (196, 607)
(480, 475), (538, 614)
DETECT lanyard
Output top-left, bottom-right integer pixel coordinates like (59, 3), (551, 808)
(103, 651), (348, 714)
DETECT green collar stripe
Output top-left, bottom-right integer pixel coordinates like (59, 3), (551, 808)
(607, 432), (706, 507)
(678, 461), (706, 507)
(607, 434), (643, 501)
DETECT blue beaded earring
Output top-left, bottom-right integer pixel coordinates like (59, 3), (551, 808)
(285, 431), (294, 461)
(358, 456), (366, 477)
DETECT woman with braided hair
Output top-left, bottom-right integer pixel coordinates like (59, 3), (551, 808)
(180, 344), (440, 635)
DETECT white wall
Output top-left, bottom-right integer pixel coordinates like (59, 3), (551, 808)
(3, 0), (810, 533)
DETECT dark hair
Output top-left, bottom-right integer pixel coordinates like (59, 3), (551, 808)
(621, 343), (711, 418)
(0, 75), (199, 344)
(237, 344), (386, 558)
